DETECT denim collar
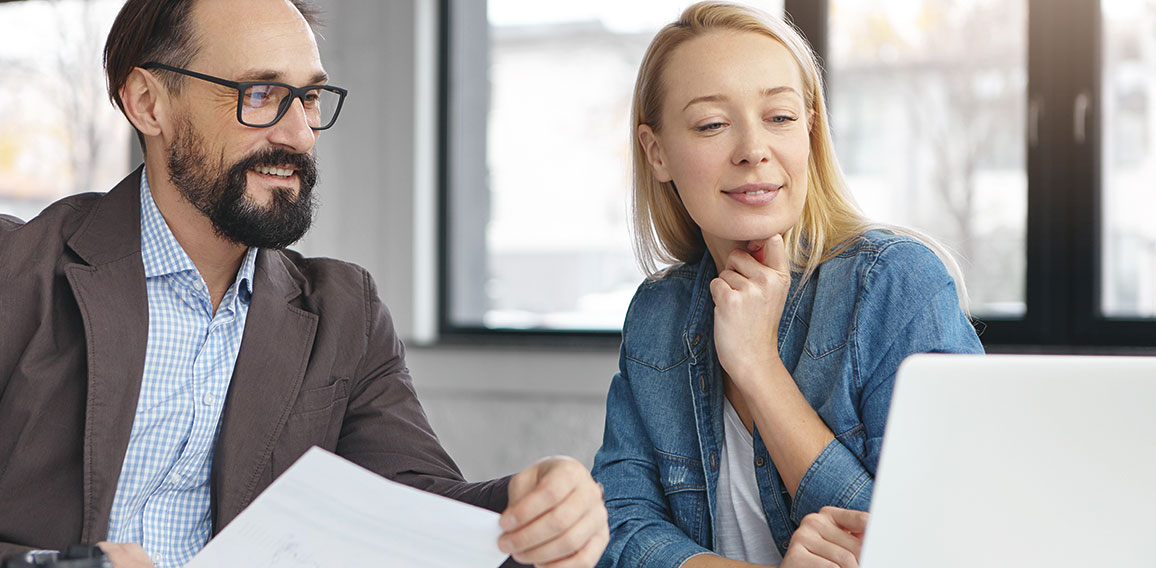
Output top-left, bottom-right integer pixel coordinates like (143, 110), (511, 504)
(681, 249), (808, 360)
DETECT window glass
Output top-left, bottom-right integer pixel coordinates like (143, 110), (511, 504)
(0, 0), (131, 222)
(1101, 0), (1156, 318)
(827, 0), (1028, 317)
(448, 0), (784, 331)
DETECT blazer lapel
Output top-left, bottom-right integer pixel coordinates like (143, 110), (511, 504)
(63, 168), (151, 542)
(211, 249), (318, 528)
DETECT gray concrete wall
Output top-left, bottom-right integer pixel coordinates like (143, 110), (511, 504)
(295, 0), (617, 482)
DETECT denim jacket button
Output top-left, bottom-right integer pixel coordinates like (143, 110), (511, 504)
(755, 456), (766, 467)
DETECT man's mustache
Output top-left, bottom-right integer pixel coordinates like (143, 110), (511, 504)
(230, 147), (317, 184)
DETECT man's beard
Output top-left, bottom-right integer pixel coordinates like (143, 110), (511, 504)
(166, 120), (318, 250)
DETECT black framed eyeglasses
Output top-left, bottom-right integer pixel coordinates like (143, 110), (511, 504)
(141, 62), (348, 130)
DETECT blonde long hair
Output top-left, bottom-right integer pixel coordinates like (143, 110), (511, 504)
(630, 1), (969, 309)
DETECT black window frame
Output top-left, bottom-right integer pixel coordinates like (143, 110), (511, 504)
(439, 0), (1156, 351)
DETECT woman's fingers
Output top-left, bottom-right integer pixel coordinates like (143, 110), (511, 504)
(782, 508), (868, 568)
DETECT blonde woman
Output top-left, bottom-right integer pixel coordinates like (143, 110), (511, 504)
(591, 2), (983, 567)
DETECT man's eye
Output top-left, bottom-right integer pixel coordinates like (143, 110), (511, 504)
(245, 86), (277, 107)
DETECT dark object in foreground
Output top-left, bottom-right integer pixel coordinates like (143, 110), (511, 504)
(1, 545), (112, 568)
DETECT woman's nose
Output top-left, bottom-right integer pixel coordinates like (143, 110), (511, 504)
(732, 127), (770, 166)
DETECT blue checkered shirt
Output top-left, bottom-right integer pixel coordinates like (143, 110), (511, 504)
(105, 171), (257, 568)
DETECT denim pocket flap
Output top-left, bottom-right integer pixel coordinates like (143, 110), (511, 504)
(654, 449), (706, 493)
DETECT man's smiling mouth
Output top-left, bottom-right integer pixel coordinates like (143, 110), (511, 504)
(254, 165), (295, 178)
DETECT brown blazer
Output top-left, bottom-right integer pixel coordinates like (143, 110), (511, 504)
(0, 169), (509, 556)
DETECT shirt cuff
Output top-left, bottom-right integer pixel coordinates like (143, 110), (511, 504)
(790, 437), (873, 524)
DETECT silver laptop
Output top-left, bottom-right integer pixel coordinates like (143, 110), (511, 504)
(861, 353), (1156, 568)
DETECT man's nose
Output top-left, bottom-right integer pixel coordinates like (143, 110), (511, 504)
(267, 97), (317, 153)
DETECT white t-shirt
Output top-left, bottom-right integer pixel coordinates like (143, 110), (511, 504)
(715, 398), (783, 566)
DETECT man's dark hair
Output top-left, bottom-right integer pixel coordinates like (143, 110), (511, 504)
(102, 0), (321, 149)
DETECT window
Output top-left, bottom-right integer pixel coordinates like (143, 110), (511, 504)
(440, 0), (1156, 347)
(442, 0), (783, 334)
(773, 0), (1156, 347)
(828, 0), (1028, 317)
(1102, 0), (1156, 318)
(0, 0), (131, 220)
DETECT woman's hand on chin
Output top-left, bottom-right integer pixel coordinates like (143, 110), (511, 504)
(709, 233), (792, 386)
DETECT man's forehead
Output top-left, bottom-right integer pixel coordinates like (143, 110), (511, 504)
(190, 0), (324, 81)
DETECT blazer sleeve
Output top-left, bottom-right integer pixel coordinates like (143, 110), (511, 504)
(335, 268), (511, 512)
(790, 240), (984, 522)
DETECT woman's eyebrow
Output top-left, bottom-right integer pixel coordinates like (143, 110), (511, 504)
(682, 86), (801, 111)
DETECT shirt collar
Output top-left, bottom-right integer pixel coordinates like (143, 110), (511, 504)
(138, 167), (257, 300)
(140, 168), (197, 279)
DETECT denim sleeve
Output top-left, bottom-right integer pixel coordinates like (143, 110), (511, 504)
(790, 242), (984, 523)
(592, 370), (712, 568)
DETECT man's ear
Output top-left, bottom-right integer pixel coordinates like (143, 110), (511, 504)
(637, 124), (673, 183)
(120, 68), (170, 139)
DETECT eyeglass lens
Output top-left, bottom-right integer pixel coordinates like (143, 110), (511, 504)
(241, 84), (341, 128)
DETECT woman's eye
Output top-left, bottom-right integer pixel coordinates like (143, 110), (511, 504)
(769, 115), (799, 124)
(695, 122), (726, 132)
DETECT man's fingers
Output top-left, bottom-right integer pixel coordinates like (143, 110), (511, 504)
(500, 480), (587, 553)
(540, 524), (610, 568)
(502, 472), (574, 533)
(96, 542), (155, 568)
(506, 495), (607, 565)
(502, 458), (591, 532)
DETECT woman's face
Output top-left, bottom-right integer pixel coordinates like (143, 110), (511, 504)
(639, 30), (810, 260)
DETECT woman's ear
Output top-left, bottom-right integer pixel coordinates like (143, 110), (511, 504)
(637, 124), (673, 183)
(120, 68), (170, 139)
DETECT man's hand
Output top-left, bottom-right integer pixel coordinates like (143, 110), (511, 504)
(780, 507), (869, 568)
(498, 456), (609, 567)
(96, 542), (155, 568)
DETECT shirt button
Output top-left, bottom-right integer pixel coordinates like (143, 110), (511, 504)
(203, 393), (216, 406)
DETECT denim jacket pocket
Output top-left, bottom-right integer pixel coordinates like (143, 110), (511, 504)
(834, 423), (868, 461)
(654, 448), (709, 546)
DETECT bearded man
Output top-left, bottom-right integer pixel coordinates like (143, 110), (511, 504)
(0, 1), (608, 567)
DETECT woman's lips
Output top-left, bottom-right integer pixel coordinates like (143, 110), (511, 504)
(723, 183), (781, 206)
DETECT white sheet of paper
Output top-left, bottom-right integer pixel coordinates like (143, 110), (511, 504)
(186, 447), (510, 568)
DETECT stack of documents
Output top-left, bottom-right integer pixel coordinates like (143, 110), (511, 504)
(187, 447), (510, 568)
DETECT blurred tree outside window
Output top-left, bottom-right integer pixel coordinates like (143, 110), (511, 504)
(828, 0), (1029, 318)
(0, 0), (130, 222)
(1102, 0), (1156, 318)
(448, 0), (784, 331)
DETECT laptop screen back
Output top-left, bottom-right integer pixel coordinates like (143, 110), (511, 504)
(861, 353), (1156, 568)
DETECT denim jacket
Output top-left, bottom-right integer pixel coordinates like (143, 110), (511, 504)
(592, 230), (984, 567)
